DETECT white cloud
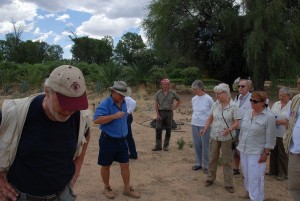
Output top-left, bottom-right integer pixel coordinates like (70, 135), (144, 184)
(32, 30), (53, 42)
(76, 15), (141, 39)
(0, 0), (37, 22)
(45, 13), (55, 18)
(33, 27), (40, 34)
(56, 14), (69, 22)
(53, 35), (63, 44)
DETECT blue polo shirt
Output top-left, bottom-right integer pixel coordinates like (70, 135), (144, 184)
(94, 96), (128, 138)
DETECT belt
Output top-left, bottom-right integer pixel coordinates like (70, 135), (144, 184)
(102, 132), (125, 141)
(16, 187), (63, 201)
(159, 110), (172, 112)
(25, 194), (58, 201)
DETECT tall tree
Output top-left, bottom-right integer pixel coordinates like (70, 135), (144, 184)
(114, 32), (146, 65)
(243, 0), (300, 89)
(71, 36), (113, 64)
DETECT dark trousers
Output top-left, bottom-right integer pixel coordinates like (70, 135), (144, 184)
(126, 114), (137, 158)
(269, 137), (288, 177)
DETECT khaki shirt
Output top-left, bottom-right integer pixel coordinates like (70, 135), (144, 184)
(155, 90), (180, 110)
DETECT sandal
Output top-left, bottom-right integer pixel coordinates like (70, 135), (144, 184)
(192, 165), (202, 170)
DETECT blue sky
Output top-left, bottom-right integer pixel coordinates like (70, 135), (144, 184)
(0, 0), (151, 59)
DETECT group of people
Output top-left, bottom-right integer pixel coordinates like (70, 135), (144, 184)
(0, 64), (298, 201)
(190, 77), (300, 201)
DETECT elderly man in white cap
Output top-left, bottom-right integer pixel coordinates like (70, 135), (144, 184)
(0, 65), (91, 201)
(94, 81), (140, 199)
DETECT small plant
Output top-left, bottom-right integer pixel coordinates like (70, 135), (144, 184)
(176, 137), (186, 150)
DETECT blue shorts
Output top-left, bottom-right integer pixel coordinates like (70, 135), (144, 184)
(98, 133), (129, 166)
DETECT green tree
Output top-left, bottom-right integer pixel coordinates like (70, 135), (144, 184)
(114, 32), (146, 65)
(71, 36), (113, 64)
(243, 0), (300, 89)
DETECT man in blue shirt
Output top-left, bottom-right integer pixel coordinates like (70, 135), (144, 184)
(94, 81), (140, 199)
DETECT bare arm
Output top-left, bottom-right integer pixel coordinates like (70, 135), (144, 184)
(0, 172), (18, 201)
(222, 119), (239, 136)
(172, 100), (182, 111)
(93, 111), (125, 125)
(70, 129), (90, 187)
(200, 115), (214, 135)
(155, 101), (161, 121)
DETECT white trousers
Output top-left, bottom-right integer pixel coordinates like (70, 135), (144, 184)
(240, 152), (266, 201)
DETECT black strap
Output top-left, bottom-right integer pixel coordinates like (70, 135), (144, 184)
(221, 109), (234, 140)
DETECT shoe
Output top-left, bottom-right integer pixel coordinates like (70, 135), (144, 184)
(276, 176), (286, 181)
(103, 186), (114, 199)
(203, 168), (208, 174)
(265, 172), (274, 176)
(225, 186), (234, 193)
(238, 192), (250, 199)
(129, 155), (138, 160)
(233, 169), (240, 175)
(163, 146), (169, 151)
(152, 147), (162, 151)
(192, 165), (202, 171)
(205, 180), (213, 187)
(123, 186), (140, 198)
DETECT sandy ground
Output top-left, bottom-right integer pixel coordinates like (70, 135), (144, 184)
(73, 88), (293, 201)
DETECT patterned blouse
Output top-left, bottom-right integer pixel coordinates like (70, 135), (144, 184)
(209, 100), (240, 141)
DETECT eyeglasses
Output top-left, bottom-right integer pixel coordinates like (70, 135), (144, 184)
(215, 91), (224, 96)
(250, 98), (264, 104)
(238, 85), (246, 88)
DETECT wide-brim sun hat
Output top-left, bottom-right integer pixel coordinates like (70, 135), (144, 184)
(109, 81), (132, 97)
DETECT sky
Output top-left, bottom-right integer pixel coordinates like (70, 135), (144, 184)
(0, 0), (152, 59)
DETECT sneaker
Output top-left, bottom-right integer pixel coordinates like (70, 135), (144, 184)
(205, 180), (213, 187)
(225, 186), (234, 193)
(103, 186), (114, 199)
(163, 146), (169, 151)
(233, 169), (240, 175)
(123, 186), (140, 198)
(203, 168), (209, 174)
(152, 147), (162, 151)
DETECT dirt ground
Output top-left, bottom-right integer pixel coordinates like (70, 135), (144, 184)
(72, 87), (293, 201)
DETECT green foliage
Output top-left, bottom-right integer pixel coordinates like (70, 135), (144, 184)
(114, 32), (146, 65)
(180, 67), (200, 85)
(71, 36), (113, 64)
(176, 137), (186, 150)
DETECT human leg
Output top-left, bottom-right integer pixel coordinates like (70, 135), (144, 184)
(269, 140), (279, 175)
(221, 140), (234, 192)
(206, 139), (220, 183)
(163, 111), (173, 150)
(202, 127), (210, 170)
(288, 153), (300, 200)
(101, 166), (114, 199)
(120, 163), (140, 198)
(277, 137), (288, 180)
(233, 129), (240, 175)
(126, 114), (138, 158)
(246, 154), (266, 201)
(191, 125), (202, 169)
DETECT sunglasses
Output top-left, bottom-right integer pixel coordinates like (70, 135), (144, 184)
(250, 98), (264, 104)
(238, 85), (246, 88)
(215, 91), (224, 96)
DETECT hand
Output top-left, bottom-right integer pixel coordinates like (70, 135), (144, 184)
(114, 111), (125, 119)
(156, 115), (161, 121)
(199, 129), (206, 136)
(0, 172), (18, 201)
(258, 153), (268, 163)
(222, 128), (231, 136)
